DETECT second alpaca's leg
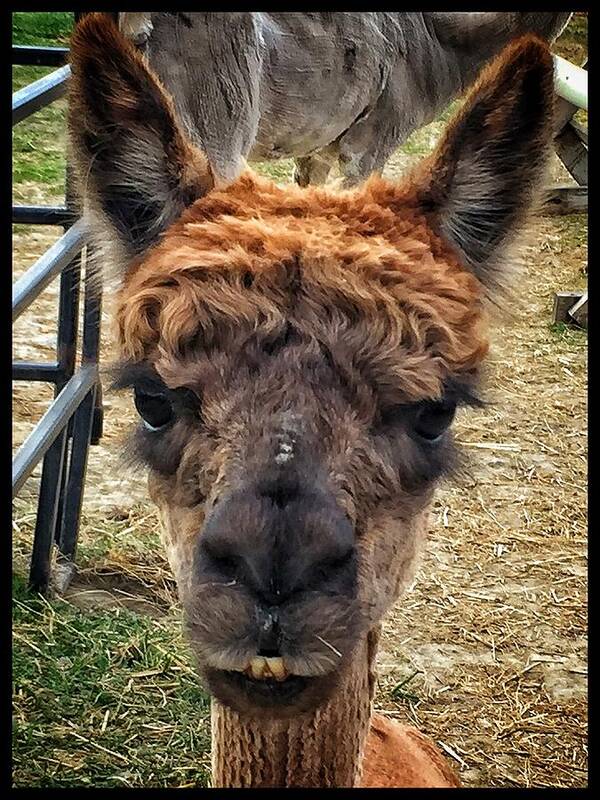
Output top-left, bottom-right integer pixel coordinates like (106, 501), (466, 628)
(293, 155), (331, 187)
(336, 86), (406, 187)
(293, 144), (338, 186)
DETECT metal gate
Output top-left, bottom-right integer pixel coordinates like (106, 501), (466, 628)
(11, 14), (113, 594)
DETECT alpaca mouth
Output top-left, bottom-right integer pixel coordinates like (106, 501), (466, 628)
(222, 668), (309, 704)
(222, 655), (308, 703)
(201, 649), (346, 715)
(203, 654), (334, 714)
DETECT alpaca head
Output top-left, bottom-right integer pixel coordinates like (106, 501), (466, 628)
(69, 15), (554, 718)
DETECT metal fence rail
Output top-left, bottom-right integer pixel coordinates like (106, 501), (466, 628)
(12, 13), (105, 594)
(12, 220), (86, 322)
(12, 64), (71, 125)
(13, 365), (97, 497)
(13, 206), (73, 226)
(12, 45), (69, 67)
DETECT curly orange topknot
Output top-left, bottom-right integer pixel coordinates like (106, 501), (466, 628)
(115, 171), (488, 402)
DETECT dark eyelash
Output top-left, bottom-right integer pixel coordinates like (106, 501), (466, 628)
(108, 361), (200, 412)
(108, 361), (167, 394)
(379, 379), (485, 427)
(443, 377), (486, 409)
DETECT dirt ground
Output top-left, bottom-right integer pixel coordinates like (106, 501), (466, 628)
(13, 76), (587, 793)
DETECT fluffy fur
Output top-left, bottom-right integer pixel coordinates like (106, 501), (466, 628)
(68, 14), (555, 788)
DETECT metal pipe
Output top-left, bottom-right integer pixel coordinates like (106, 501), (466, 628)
(57, 387), (97, 563)
(12, 364), (98, 497)
(12, 45), (69, 67)
(12, 220), (86, 322)
(12, 64), (71, 126)
(12, 361), (63, 383)
(13, 205), (73, 226)
(28, 429), (68, 593)
(554, 55), (588, 112)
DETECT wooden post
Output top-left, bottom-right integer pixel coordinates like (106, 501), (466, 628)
(568, 292), (588, 329)
(552, 292), (584, 325)
(554, 126), (588, 186)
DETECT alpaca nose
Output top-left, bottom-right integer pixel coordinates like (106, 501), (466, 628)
(195, 478), (356, 605)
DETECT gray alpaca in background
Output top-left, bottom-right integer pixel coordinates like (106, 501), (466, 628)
(119, 12), (571, 185)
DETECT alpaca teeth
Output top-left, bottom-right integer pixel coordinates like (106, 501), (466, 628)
(249, 656), (266, 680)
(264, 657), (288, 682)
(246, 656), (289, 681)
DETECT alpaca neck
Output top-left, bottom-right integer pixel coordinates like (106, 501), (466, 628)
(211, 629), (380, 788)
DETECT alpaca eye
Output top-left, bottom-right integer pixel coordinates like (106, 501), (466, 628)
(413, 400), (456, 443)
(134, 387), (174, 431)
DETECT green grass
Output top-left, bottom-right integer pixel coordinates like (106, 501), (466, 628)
(12, 13), (73, 198)
(389, 670), (422, 704)
(253, 159), (296, 183)
(12, 573), (211, 788)
(12, 90), (67, 194)
(12, 12), (73, 46)
(548, 322), (588, 346)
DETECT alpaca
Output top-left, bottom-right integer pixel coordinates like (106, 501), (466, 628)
(117, 11), (568, 185)
(68, 14), (554, 788)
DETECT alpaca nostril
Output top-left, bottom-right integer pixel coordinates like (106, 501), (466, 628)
(262, 486), (294, 508)
(204, 546), (239, 579)
(312, 546), (356, 588)
(214, 555), (238, 575)
(320, 545), (355, 573)
(257, 646), (281, 657)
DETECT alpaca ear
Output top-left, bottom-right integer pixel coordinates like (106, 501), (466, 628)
(413, 35), (555, 293)
(68, 13), (213, 264)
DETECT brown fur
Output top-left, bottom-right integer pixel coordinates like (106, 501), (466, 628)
(116, 171), (488, 395)
(68, 14), (555, 787)
(361, 715), (461, 788)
